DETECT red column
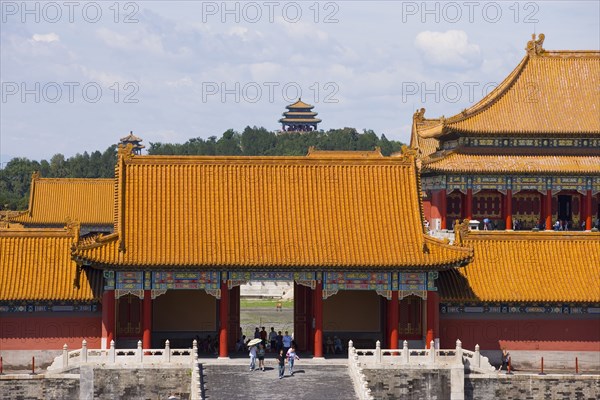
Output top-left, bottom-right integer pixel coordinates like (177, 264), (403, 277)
(389, 291), (399, 350)
(505, 189), (513, 230)
(142, 290), (152, 349)
(545, 190), (552, 230)
(440, 191), (447, 230)
(313, 281), (323, 358)
(219, 281), (229, 358)
(466, 189), (473, 221)
(101, 290), (115, 349)
(426, 291), (440, 347)
(585, 190), (593, 230)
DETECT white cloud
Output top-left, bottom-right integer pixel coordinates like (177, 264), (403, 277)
(415, 30), (481, 69)
(96, 28), (164, 55)
(166, 76), (194, 88)
(31, 33), (60, 43)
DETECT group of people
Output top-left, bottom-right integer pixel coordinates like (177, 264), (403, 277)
(246, 327), (300, 379)
(325, 336), (343, 354)
(237, 327), (293, 354)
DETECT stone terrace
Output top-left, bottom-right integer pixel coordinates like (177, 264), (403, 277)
(201, 358), (356, 400)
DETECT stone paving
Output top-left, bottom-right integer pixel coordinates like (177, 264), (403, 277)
(200, 357), (357, 400)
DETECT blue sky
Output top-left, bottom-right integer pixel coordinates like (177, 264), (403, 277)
(1, 1), (598, 163)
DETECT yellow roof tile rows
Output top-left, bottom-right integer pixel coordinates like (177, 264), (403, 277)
(437, 231), (600, 303)
(423, 153), (600, 174)
(286, 99), (314, 109)
(0, 229), (102, 301)
(417, 49), (600, 138)
(74, 152), (472, 269)
(11, 176), (114, 226)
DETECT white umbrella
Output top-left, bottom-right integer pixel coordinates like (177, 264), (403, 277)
(248, 338), (262, 347)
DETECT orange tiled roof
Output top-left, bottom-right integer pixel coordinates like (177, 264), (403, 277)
(73, 150), (473, 269)
(11, 175), (114, 226)
(416, 41), (599, 138)
(437, 231), (600, 303)
(423, 153), (600, 174)
(286, 99), (314, 109)
(0, 228), (102, 301)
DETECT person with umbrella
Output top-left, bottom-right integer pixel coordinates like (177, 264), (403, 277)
(248, 338), (261, 371)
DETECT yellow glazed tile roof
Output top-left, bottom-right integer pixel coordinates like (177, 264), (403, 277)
(286, 99), (314, 109)
(417, 46), (600, 138)
(11, 175), (113, 226)
(0, 228), (102, 301)
(73, 151), (472, 269)
(437, 231), (600, 303)
(423, 153), (600, 174)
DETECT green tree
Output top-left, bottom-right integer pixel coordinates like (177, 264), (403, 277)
(241, 126), (276, 155)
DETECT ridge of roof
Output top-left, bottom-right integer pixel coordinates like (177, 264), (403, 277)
(415, 35), (600, 140)
(115, 152), (412, 164)
(0, 227), (73, 237)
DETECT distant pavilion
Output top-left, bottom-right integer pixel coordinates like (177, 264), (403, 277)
(119, 131), (145, 155)
(279, 98), (322, 132)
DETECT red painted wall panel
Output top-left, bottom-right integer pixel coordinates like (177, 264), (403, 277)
(0, 314), (102, 350)
(422, 199), (432, 223)
(440, 317), (600, 351)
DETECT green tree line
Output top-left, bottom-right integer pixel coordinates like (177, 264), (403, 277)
(1, 127), (404, 210)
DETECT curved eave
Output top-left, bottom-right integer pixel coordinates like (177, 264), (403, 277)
(416, 121), (445, 139)
(279, 118), (322, 123)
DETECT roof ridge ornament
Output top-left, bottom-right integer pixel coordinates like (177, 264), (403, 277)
(117, 143), (136, 160)
(413, 108), (426, 122)
(453, 218), (470, 245)
(526, 33), (545, 56)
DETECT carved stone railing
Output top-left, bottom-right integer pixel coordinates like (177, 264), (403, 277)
(347, 340), (374, 400)
(349, 339), (495, 373)
(47, 339), (196, 373)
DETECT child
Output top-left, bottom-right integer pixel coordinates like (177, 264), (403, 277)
(249, 345), (257, 371)
(257, 343), (266, 371)
(286, 345), (300, 376)
(276, 349), (286, 379)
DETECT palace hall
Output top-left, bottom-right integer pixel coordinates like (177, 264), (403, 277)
(1, 36), (599, 369)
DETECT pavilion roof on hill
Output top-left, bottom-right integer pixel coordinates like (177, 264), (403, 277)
(10, 173), (114, 226)
(72, 146), (473, 269)
(279, 98), (322, 124)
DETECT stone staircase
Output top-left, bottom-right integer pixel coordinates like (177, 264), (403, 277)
(201, 362), (357, 400)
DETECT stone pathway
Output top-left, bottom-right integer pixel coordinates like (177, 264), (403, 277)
(201, 358), (357, 400)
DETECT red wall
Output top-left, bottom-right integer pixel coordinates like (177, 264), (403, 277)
(440, 317), (600, 351)
(423, 198), (432, 223)
(0, 314), (102, 350)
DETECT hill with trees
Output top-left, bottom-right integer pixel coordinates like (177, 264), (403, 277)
(1, 127), (404, 210)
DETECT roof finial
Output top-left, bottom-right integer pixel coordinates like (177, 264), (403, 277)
(526, 33), (545, 56)
(413, 108), (425, 122)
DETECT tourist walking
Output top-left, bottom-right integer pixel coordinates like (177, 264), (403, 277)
(249, 345), (257, 371)
(286, 345), (300, 376)
(276, 349), (286, 379)
(257, 343), (266, 371)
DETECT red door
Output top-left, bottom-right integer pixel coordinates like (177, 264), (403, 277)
(116, 294), (142, 340)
